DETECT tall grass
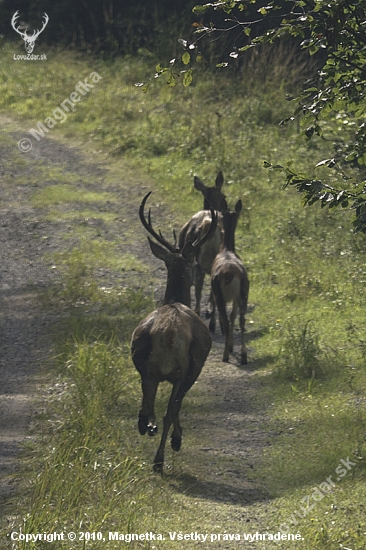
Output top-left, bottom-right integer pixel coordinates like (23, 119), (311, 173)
(14, 340), (171, 549)
(275, 320), (342, 383)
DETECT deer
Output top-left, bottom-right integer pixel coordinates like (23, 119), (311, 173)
(11, 11), (49, 54)
(178, 171), (226, 317)
(210, 199), (249, 365)
(131, 192), (217, 472)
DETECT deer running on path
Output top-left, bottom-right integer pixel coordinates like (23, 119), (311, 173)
(210, 199), (249, 365)
(131, 193), (217, 472)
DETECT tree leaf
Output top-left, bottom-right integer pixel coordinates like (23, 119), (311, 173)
(183, 69), (193, 87)
(315, 158), (336, 168)
(182, 52), (191, 65)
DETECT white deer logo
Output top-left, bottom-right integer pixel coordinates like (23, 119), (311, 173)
(11, 11), (49, 53)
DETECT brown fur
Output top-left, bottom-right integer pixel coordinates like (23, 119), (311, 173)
(178, 172), (226, 315)
(210, 200), (249, 365)
(131, 194), (216, 472)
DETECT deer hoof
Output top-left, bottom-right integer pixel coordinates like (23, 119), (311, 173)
(138, 415), (148, 435)
(147, 424), (158, 437)
(171, 435), (182, 452)
(241, 354), (248, 365)
(153, 461), (163, 474)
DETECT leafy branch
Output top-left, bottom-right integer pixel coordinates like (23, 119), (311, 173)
(140, 0), (366, 231)
(264, 160), (366, 233)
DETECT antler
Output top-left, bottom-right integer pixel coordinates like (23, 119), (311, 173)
(11, 11), (48, 39)
(192, 209), (217, 250)
(139, 193), (177, 253)
(11, 11), (26, 38)
(33, 13), (49, 39)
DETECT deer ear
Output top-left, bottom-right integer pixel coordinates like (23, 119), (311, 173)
(181, 241), (195, 264)
(147, 237), (171, 265)
(194, 176), (207, 194)
(235, 200), (242, 215)
(215, 171), (224, 190)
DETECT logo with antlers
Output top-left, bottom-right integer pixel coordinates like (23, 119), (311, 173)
(11, 11), (49, 53)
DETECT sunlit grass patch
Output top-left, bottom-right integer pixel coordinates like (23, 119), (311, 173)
(31, 184), (114, 207)
(45, 208), (117, 223)
(49, 241), (148, 307)
(53, 239), (147, 272)
(265, 478), (366, 549)
(255, 317), (366, 542)
(258, 399), (365, 492)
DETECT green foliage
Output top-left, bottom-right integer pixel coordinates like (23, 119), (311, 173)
(156, 0), (366, 231)
(278, 320), (323, 381)
(275, 320), (341, 383)
(263, 160), (366, 233)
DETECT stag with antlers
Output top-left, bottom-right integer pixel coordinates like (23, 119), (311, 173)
(131, 193), (217, 472)
(11, 11), (49, 53)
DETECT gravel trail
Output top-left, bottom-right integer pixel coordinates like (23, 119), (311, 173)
(0, 116), (270, 540)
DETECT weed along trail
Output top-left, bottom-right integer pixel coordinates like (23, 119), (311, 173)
(0, 114), (273, 547)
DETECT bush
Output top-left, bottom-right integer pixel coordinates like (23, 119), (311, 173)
(276, 320), (335, 382)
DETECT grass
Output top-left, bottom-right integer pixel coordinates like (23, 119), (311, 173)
(31, 184), (114, 207)
(1, 41), (366, 549)
(50, 242), (148, 303)
(19, 340), (169, 547)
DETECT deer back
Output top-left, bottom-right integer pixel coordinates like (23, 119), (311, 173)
(178, 172), (226, 273)
(131, 303), (211, 380)
(211, 199), (248, 302)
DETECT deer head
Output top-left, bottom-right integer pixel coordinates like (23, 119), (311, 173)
(193, 171), (225, 210)
(220, 198), (242, 252)
(11, 11), (49, 53)
(139, 192), (217, 307)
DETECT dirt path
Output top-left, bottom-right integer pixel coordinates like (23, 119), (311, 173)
(0, 115), (106, 518)
(0, 115), (270, 537)
(0, 116), (63, 517)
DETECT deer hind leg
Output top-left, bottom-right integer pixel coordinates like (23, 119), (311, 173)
(212, 277), (230, 360)
(211, 276), (227, 336)
(170, 352), (205, 460)
(153, 380), (182, 473)
(139, 377), (159, 437)
(228, 301), (237, 354)
(153, 355), (203, 473)
(194, 264), (205, 316)
(170, 394), (184, 453)
(209, 288), (216, 333)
